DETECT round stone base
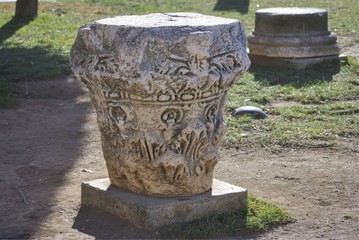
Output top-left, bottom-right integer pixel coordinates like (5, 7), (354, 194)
(248, 8), (340, 69)
(249, 54), (340, 70)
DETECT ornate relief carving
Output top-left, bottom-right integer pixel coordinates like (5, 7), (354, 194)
(172, 129), (209, 163)
(205, 104), (218, 125)
(72, 36), (245, 105)
(157, 151), (189, 184)
(70, 13), (250, 196)
(129, 137), (166, 163)
(195, 151), (219, 176)
(161, 108), (183, 128)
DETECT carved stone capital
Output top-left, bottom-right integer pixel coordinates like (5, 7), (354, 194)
(71, 13), (250, 196)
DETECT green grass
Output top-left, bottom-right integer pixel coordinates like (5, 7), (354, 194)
(0, 1), (356, 237)
(62, 0), (359, 40)
(225, 103), (359, 150)
(0, 80), (16, 108)
(1, 0), (358, 147)
(159, 194), (294, 239)
(225, 61), (359, 149)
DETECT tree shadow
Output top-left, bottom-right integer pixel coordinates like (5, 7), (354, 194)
(0, 77), (92, 239)
(0, 20), (92, 234)
(0, 17), (33, 45)
(213, 0), (250, 14)
(0, 18), (69, 83)
(0, 46), (70, 81)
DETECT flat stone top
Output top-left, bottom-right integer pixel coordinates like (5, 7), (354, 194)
(257, 7), (327, 15)
(95, 12), (238, 28)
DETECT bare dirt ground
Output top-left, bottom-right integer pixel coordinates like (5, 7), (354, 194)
(0, 72), (358, 240)
(0, 0), (358, 234)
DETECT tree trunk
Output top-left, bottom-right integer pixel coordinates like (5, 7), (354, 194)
(15, 0), (38, 19)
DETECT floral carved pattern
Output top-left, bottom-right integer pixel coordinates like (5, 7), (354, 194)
(70, 13), (250, 196)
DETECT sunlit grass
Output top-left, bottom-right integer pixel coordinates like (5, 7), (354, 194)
(225, 99), (359, 149)
(160, 194), (294, 239)
(0, 1), (357, 237)
(1, 0), (358, 149)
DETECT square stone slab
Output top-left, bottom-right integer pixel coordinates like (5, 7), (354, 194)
(81, 178), (248, 230)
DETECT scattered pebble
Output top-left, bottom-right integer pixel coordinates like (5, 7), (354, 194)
(231, 106), (268, 119)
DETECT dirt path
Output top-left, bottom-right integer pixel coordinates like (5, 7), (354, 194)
(0, 77), (358, 239)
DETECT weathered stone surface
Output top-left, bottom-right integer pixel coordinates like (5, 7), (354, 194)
(249, 54), (340, 70)
(81, 178), (248, 230)
(248, 8), (340, 64)
(70, 13), (250, 196)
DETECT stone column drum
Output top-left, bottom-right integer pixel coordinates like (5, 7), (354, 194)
(248, 8), (340, 69)
(70, 13), (250, 197)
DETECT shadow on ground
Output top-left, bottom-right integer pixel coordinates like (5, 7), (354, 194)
(73, 205), (263, 239)
(73, 206), (154, 239)
(0, 78), (91, 239)
(213, 0), (250, 14)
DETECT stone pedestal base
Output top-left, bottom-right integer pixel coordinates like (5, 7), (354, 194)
(249, 54), (340, 70)
(247, 8), (340, 70)
(81, 178), (248, 231)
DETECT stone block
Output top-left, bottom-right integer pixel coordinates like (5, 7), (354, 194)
(81, 178), (248, 231)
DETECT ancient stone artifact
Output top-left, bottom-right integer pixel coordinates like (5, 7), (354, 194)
(71, 13), (250, 197)
(71, 12), (250, 230)
(248, 8), (340, 69)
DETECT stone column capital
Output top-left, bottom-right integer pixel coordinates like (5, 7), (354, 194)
(71, 13), (250, 196)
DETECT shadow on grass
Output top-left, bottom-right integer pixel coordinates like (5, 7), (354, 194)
(213, 0), (250, 14)
(73, 206), (252, 239)
(159, 194), (294, 239)
(0, 17), (70, 83)
(0, 45), (69, 107)
(0, 46), (70, 82)
(0, 79), (16, 108)
(73, 194), (293, 239)
(249, 61), (341, 88)
(0, 17), (32, 45)
(0, 17), (70, 108)
(0, 16), (70, 107)
(158, 209), (251, 239)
